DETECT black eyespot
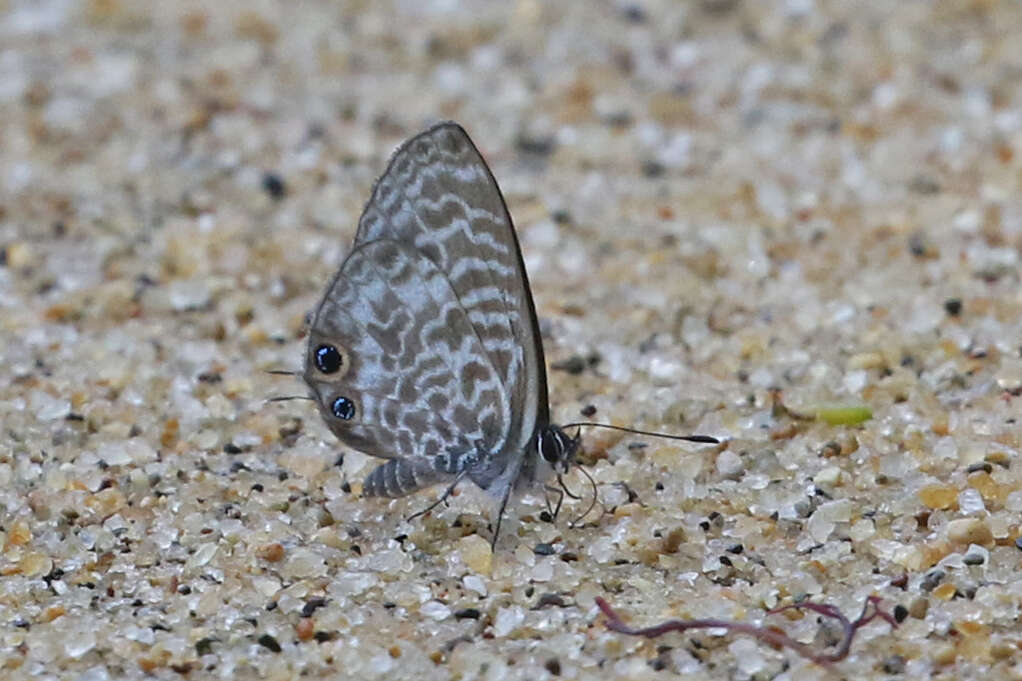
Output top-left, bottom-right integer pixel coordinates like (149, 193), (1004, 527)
(539, 431), (563, 463)
(331, 396), (355, 420)
(315, 345), (342, 374)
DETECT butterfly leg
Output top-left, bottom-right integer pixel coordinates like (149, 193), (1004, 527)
(406, 470), (468, 522)
(489, 483), (516, 550)
(543, 484), (565, 519)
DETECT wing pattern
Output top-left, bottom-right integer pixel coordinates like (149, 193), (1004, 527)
(304, 123), (549, 497)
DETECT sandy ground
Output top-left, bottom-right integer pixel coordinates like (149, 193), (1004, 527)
(2, 1), (1021, 679)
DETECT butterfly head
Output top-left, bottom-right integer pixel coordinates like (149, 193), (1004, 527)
(535, 425), (581, 475)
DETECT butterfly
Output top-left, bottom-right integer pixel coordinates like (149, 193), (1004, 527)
(300, 122), (716, 544)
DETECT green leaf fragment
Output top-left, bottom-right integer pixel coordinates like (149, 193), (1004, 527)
(815, 405), (872, 425)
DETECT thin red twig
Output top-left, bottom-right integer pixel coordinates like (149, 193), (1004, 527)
(595, 595), (897, 668)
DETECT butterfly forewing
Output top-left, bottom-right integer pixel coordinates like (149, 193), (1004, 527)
(356, 126), (548, 444)
(306, 122), (550, 497)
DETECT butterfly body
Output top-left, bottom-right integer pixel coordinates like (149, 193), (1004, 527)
(303, 122), (577, 515)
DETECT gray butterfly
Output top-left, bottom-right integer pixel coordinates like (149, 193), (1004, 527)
(301, 122), (717, 542)
(303, 122), (577, 539)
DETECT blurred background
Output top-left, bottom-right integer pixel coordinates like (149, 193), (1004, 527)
(2, 2), (1021, 679)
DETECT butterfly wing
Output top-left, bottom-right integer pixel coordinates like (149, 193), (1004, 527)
(353, 123), (547, 488)
(305, 237), (516, 495)
(354, 123), (549, 491)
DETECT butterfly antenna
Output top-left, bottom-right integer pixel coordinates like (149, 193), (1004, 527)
(566, 464), (600, 527)
(407, 472), (466, 522)
(555, 473), (583, 501)
(560, 422), (719, 444)
(266, 395), (315, 404)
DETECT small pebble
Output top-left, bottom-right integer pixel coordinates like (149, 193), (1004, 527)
(536, 593), (566, 608)
(296, 618), (315, 641)
(921, 570), (945, 592)
(458, 535), (492, 575)
(963, 545), (988, 566)
(918, 483), (958, 510)
(908, 597), (929, 619)
(933, 643), (958, 665)
(262, 171), (287, 200)
(882, 654), (906, 674)
(947, 518), (993, 546)
(420, 600), (452, 621)
(551, 355), (586, 374)
(256, 543), (286, 562)
(301, 598), (327, 617)
(258, 634), (282, 653)
(492, 606), (525, 637)
(716, 450), (744, 478)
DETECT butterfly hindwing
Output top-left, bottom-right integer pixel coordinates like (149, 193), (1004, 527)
(305, 122), (552, 500)
(305, 238), (508, 492)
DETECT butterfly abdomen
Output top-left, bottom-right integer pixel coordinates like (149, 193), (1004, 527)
(364, 458), (447, 498)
